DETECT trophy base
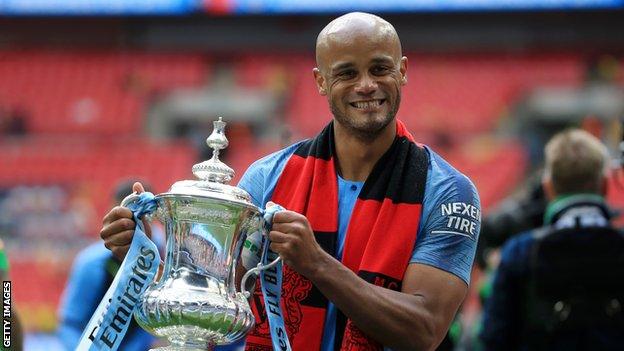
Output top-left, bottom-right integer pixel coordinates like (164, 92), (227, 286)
(150, 346), (215, 351)
(150, 348), (206, 351)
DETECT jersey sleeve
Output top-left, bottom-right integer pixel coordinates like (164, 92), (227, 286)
(237, 141), (302, 208)
(237, 159), (266, 208)
(410, 149), (481, 285)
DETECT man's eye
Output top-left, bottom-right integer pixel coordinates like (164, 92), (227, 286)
(338, 70), (356, 78)
(372, 66), (390, 74)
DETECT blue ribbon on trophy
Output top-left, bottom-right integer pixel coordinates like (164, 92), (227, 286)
(260, 205), (292, 351)
(76, 192), (160, 351)
(241, 203), (293, 351)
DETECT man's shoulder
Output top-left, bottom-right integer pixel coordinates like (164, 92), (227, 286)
(425, 147), (474, 187)
(243, 140), (307, 177)
(421, 146), (479, 207)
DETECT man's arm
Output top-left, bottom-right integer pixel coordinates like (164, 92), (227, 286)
(316, 258), (465, 350)
(270, 211), (467, 351)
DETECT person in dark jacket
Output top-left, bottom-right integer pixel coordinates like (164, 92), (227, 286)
(480, 128), (624, 350)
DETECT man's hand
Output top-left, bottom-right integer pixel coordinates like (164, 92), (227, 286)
(100, 182), (152, 260)
(268, 207), (328, 277)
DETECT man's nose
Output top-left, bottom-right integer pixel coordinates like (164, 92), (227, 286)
(354, 74), (377, 95)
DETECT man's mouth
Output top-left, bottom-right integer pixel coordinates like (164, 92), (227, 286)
(349, 99), (386, 110)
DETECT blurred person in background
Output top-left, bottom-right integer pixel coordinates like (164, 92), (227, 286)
(0, 239), (23, 351)
(476, 171), (547, 267)
(56, 180), (159, 351)
(480, 128), (624, 350)
(100, 12), (480, 350)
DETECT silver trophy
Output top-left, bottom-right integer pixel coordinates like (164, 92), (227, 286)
(123, 117), (278, 350)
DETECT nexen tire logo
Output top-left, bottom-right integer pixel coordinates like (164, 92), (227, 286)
(431, 202), (480, 239)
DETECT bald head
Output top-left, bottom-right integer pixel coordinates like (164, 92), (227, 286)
(316, 12), (402, 72)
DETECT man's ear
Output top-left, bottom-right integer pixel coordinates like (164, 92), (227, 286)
(313, 68), (327, 95)
(400, 56), (408, 86)
(542, 176), (556, 201)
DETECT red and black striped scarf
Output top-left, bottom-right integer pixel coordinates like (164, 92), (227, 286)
(246, 119), (429, 351)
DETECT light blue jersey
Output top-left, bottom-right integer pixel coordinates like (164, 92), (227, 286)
(238, 141), (480, 350)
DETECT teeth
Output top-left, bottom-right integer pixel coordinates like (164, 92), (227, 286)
(354, 100), (382, 109)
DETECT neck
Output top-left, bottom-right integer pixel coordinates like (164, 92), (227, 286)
(333, 119), (397, 182)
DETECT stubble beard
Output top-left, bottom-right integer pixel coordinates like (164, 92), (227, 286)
(330, 93), (400, 142)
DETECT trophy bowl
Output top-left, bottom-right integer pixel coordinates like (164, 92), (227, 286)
(128, 118), (265, 350)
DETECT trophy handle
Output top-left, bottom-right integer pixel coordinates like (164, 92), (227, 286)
(120, 192), (141, 207)
(240, 257), (282, 299)
(240, 205), (284, 299)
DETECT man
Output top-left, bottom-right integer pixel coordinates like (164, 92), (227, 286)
(480, 129), (624, 350)
(101, 12), (480, 350)
(57, 181), (157, 350)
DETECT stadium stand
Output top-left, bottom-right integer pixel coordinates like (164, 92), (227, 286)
(0, 51), (208, 135)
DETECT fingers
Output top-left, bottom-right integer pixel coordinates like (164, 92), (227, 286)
(272, 210), (305, 224)
(102, 206), (133, 226)
(103, 230), (134, 247)
(133, 182), (145, 194)
(100, 217), (136, 239)
(268, 230), (291, 244)
(269, 242), (290, 255)
(269, 232), (294, 255)
(100, 206), (136, 261)
(271, 221), (307, 236)
(265, 212), (321, 277)
(102, 226), (134, 261)
(99, 187), (151, 262)
(101, 205), (152, 236)
(268, 210), (310, 243)
(268, 227), (297, 254)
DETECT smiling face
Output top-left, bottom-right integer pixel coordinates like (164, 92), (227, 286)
(314, 13), (407, 141)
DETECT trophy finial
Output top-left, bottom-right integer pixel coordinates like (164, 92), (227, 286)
(192, 117), (235, 183)
(207, 117), (228, 151)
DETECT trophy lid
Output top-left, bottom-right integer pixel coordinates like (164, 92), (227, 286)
(161, 117), (256, 208)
